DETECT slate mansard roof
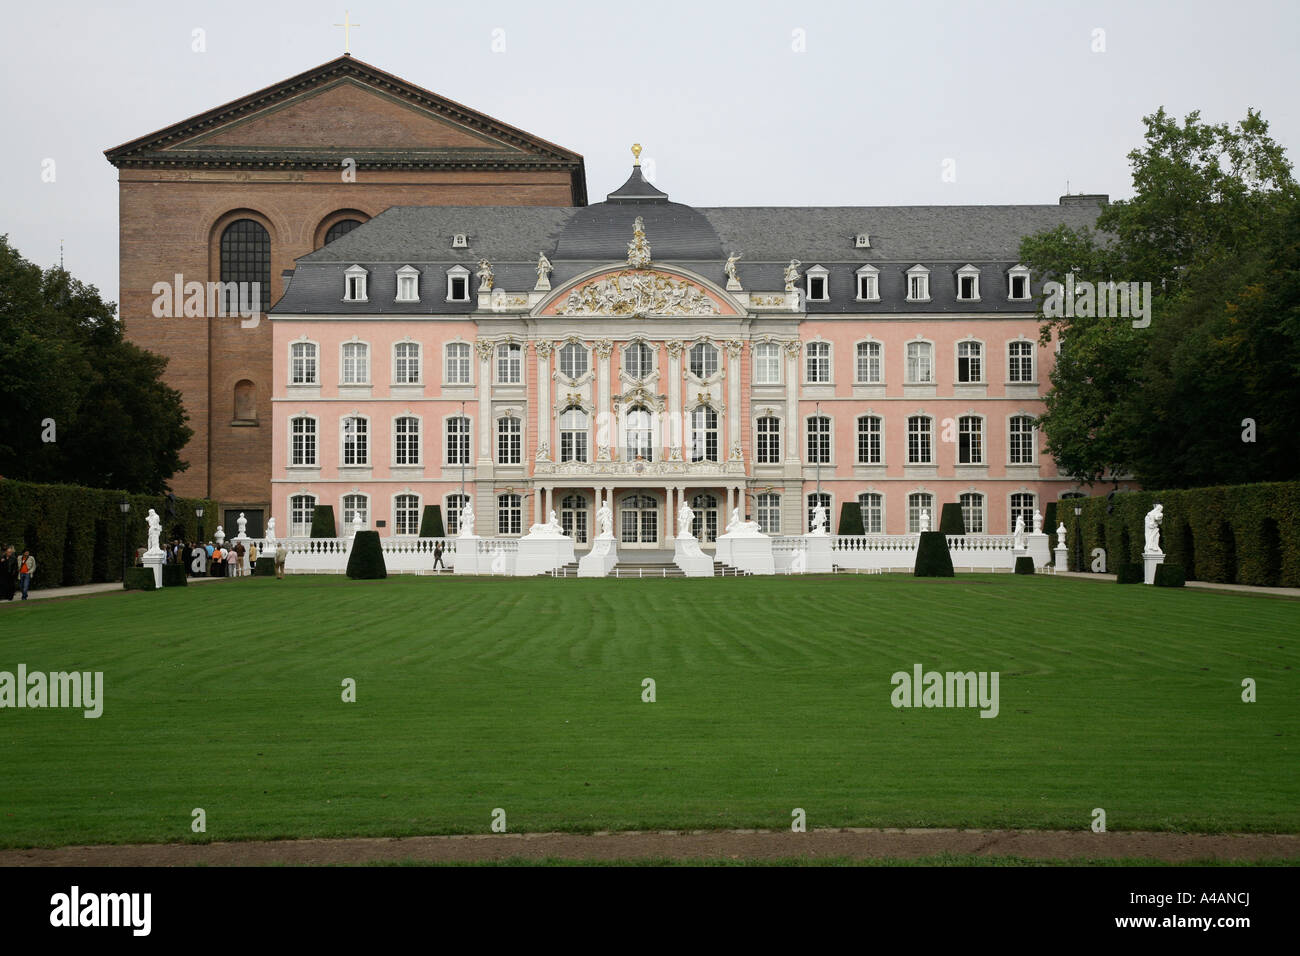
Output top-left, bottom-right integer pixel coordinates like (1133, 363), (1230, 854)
(274, 167), (1108, 316)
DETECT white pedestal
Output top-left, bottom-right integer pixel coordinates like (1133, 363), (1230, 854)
(719, 534), (774, 575)
(1143, 551), (1165, 585)
(804, 534), (833, 573)
(579, 535), (619, 577)
(515, 535), (576, 576)
(453, 536), (481, 575)
(674, 536), (714, 577)
(1054, 545), (1068, 571)
(232, 534), (251, 574)
(141, 550), (164, 588)
(1026, 532), (1052, 569)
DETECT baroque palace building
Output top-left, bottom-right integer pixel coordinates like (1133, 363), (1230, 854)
(269, 151), (1109, 549)
(105, 56), (585, 537)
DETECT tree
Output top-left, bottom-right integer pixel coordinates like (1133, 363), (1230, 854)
(0, 236), (192, 492)
(1020, 108), (1299, 488)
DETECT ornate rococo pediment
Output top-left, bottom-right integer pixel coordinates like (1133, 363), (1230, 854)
(557, 270), (721, 317)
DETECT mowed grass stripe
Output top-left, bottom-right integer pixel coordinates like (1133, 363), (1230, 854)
(0, 574), (1296, 846)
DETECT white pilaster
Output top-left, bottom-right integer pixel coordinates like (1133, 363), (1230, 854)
(595, 339), (613, 460)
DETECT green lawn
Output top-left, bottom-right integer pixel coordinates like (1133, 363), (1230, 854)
(1, 574), (1297, 848)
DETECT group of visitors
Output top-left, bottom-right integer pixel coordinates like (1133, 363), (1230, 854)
(149, 537), (287, 578)
(1, 545), (37, 601)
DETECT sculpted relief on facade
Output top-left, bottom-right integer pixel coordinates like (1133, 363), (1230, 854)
(556, 271), (721, 317)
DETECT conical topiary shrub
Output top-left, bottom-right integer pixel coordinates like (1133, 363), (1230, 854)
(419, 505), (445, 538)
(346, 530), (387, 579)
(310, 505), (336, 538)
(938, 502), (966, 535)
(838, 501), (863, 535)
(913, 531), (954, 577)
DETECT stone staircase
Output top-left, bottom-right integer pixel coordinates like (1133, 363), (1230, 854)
(713, 561), (750, 577)
(611, 562), (685, 578)
(545, 562), (580, 577)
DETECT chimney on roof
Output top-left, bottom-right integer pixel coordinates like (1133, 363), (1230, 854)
(1059, 193), (1109, 206)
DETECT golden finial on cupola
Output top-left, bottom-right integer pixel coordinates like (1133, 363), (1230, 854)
(631, 143), (642, 166)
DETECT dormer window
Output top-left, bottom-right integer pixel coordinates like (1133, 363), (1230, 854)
(446, 265), (470, 302)
(854, 233), (871, 249)
(452, 234), (469, 249)
(906, 265), (930, 302)
(855, 264), (880, 301)
(957, 264), (981, 301)
(805, 265), (829, 301)
(344, 264), (368, 302)
(1008, 264), (1031, 301)
(396, 265), (420, 303)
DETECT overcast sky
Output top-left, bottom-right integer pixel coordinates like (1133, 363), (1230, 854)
(3, 0), (1298, 305)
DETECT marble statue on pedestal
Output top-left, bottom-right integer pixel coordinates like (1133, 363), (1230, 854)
(597, 499), (614, 538)
(526, 510), (566, 537)
(146, 509), (162, 553)
(1032, 509), (1043, 535)
(236, 512), (247, 537)
(919, 509), (931, 533)
(459, 501), (476, 538)
(214, 525), (225, 545)
(1013, 515), (1027, 551)
(809, 503), (827, 536)
(727, 508), (741, 534)
(1056, 522), (1068, 550)
(535, 251), (553, 290)
(783, 259), (802, 293)
(724, 252), (743, 290)
(1144, 504), (1164, 554)
(264, 518), (276, 547)
(677, 500), (695, 538)
(476, 259), (494, 293)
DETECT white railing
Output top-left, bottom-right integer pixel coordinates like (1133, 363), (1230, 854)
(270, 536), (457, 574)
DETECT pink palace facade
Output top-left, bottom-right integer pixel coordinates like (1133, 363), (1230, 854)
(269, 158), (1112, 551)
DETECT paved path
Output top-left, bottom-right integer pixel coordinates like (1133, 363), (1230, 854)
(1054, 570), (1300, 599)
(0, 575), (229, 605)
(2, 828), (1295, 866)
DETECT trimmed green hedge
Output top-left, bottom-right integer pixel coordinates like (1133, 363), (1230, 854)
(161, 564), (187, 587)
(1154, 563), (1186, 588)
(123, 567), (157, 591)
(345, 530), (387, 579)
(1065, 481), (1300, 586)
(310, 505), (337, 538)
(0, 478), (216, 590)
(1116, 562), (1145, 584)
(913, 531), (954, 577)
(938, 502), (965, 535)
(838, 502), (862, 535)
(254, 556), (276, 577)
(419, 505), (445, 538)
(1014, 555), (1035, 575)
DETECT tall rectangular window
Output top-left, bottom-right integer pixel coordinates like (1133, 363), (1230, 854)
(960, 492), (985, 533)
(806, 342), (831, 383)
(497, 494), (522, 535)
(497, 417), (521, 464)
(394, 342), (421, 384)
(754, 343), (781, 384)
(1009, 416), (1036, 464)
(859, 492), (883, 533)
(908, 492), (935, 533)
(958, 416), (983, 464)
(445, 343), (471, 384)
(342, 342), (369, 385)
(1010, 492), (1036, 532)
(394, 417), (420, 465)
(856, 342), (881, 383)
(757, 493), (781, 535)
(906, 342), (933, 384)
(446, 494), (469, 535)
(1008, 341), (1035, 382)
(497, 344), (522, 384)
(957, 341), (983, 383)
(756, 416), (781, 464)
(807, 492), (831, 533)
(342, 417), (368, 466)
(394, 494), (420, 535)
(807, 416), (831, 464)
(907, 416), (932, 464)
(290, 417), (316, 466)
(289, 494), (316, 537)
(857, 416), (881, 464)
(291, 342), (317, 385)
(446, 417), (470, 465)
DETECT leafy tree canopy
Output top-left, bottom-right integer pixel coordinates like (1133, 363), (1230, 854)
(0, 236), (192, 493)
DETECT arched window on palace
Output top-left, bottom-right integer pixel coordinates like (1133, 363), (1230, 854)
(219, 219), (272, 313)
